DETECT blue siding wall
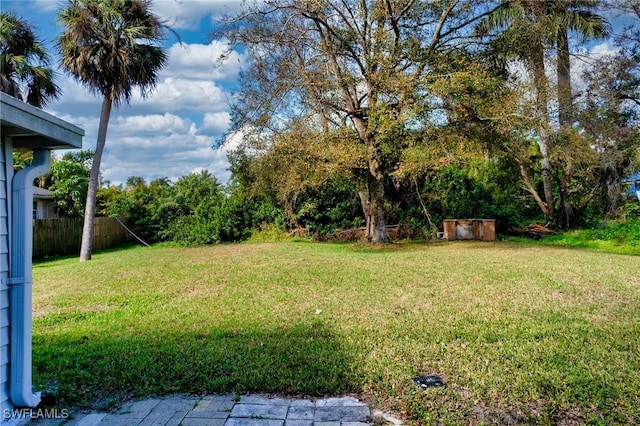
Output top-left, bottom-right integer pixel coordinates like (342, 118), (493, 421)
(629, 172), (640, 198)
(0, 141), (11, 415)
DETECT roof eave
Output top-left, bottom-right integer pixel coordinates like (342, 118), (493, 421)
(0, 92), (84, 150)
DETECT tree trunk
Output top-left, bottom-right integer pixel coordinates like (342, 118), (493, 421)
(80, 95), (112, 261)
(556, 24), (574, 228)
(359, 142), (390, 243)
(358, 177), (389, 243)
(531, 49), (555, 224)
(518, 161), (548, 217)
(557, 25), (572, 128)
(538, 125), (555, 224)
(605, 182), (621, 222)
(557, 179), (574, 229)
(283, 193), (302, 230)
(351, 115), (390, 243)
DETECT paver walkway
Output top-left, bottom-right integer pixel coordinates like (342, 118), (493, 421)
(32, 394), (402, 426)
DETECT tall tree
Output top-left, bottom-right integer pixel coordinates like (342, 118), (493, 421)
(45, 150), (93, 217)
(0, 12), (59, 107)
(221, 0), (499, 242)
(554, 1), (609, 128)
(549, 1), (608, 227)
(479, 0), (609, 225)
(58, 0), (168, 260)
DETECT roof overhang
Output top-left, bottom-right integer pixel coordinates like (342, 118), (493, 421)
(1, 92), (84, 149)
(33, 186), (54, 199)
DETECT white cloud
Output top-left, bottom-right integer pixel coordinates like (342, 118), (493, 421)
(130, 77), (228, 113)
(112, 113), (193, 136)
(49, 97), (234, 185)
(219, 129), (244, 151)
(99, 123), (226, 185)
(151, 0), (243, 30)
(31, 0), (58, 12)
(572, 41), (620, 104)
(202, 111), (231, 133)
(164, 41), (246, 81)
(26, 2), (247, 186)
(588, 40), (619, 56)
(47, 75), (236, 185)
(52, 74), (231, 117)
(31, 0), (244, 29)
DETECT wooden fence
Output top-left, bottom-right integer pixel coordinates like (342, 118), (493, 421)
(33, 217), (132, 258)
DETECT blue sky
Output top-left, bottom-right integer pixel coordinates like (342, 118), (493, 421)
(3, 1), (635, 186)
(3, 0), (246, 186)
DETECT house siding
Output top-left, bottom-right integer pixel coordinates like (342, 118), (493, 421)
(1, 140), (11, 416)
(1, 94), (82, 425)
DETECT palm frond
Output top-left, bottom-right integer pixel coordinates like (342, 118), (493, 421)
(0, 12), (59, 106)
(57, 0), (168, 106)
(563, 9), (610, 41)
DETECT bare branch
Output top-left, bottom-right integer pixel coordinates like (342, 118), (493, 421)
(428, 0), (459, 53)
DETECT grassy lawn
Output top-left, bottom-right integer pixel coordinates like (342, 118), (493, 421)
(32, 242), (639, 424)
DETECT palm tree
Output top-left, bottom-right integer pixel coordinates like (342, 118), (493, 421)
(478, 1), (557, 222)
(0, 12), (59, 107)
(553, 1), (609, 128)
(58, 0), (168, 261)
(479, 0), (608, 225)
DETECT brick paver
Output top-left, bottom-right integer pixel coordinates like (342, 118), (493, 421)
(29, 394), (401, 425)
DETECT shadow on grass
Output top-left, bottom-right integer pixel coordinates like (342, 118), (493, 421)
(33, 321), (361, 410)
(33, 242), (143, 265)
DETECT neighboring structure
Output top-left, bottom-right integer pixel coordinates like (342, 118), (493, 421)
(631, 173), (640, 202)
(32, 187), (57, 220)
(1, 92), (83, 423)
(443, 219), (496, 241)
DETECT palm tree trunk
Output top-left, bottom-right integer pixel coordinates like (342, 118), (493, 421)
(557, 24), (572, 128)
(556, 22), (575, 228)
(80, 95), (112, 261)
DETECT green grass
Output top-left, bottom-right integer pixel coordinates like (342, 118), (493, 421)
(32, 242), (640, 424)
(539, 220), (640, 256)
(506, 218), (640, 256)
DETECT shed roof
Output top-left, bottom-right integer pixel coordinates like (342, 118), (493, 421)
(1, 92), (84, 149)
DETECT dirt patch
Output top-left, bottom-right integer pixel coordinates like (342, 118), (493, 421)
(317, 225), (417, 242)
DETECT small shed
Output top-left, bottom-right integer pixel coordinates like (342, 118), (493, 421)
(443, 219), (496, 241)
(1, 92), (83, 422)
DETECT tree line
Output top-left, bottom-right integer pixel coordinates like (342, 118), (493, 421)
(3, 1), (640, 248)
(18, 144), (639, 246)
(220, 0), (640, 241)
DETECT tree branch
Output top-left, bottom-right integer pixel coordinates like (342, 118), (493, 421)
(428, 0), (459, 53)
